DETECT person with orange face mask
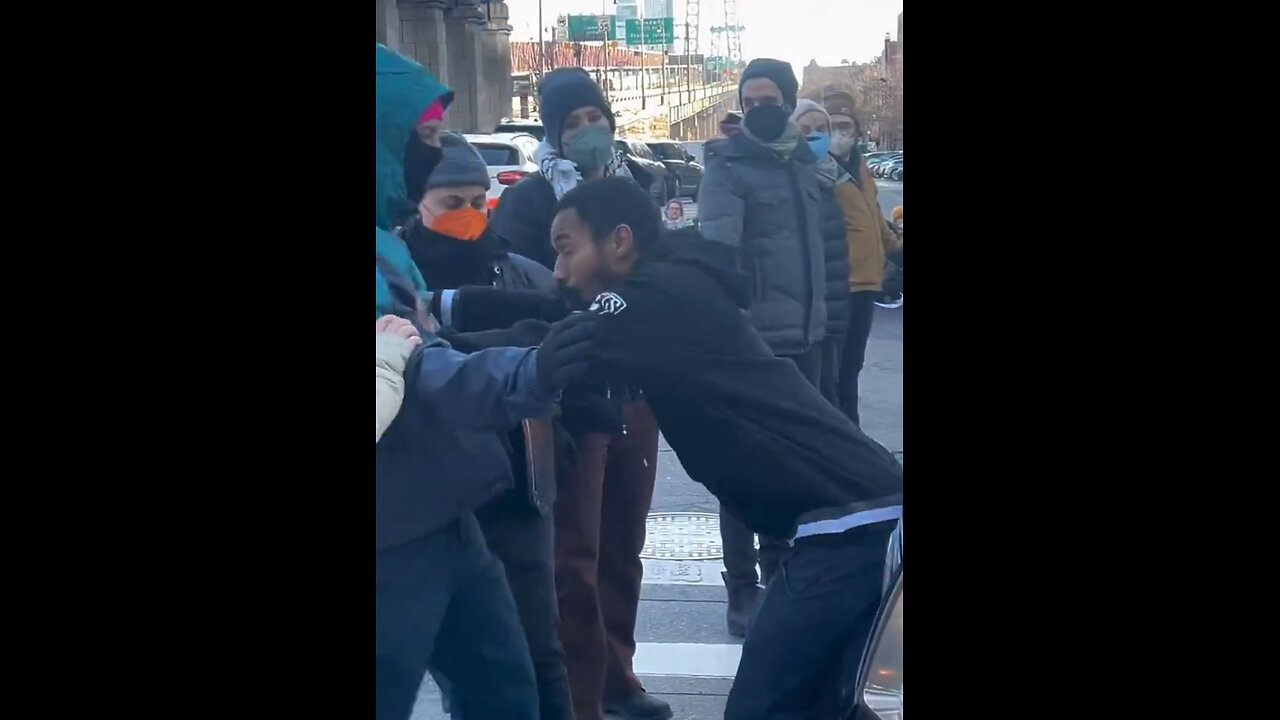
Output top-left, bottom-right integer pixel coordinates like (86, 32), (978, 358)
(399, 130), (577, 720)
(401, 131), (558, 321)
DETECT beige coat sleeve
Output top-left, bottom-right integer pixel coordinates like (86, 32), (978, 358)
(376, 334), (417, 443)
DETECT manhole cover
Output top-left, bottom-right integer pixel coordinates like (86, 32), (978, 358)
(642, 512), (729, 560)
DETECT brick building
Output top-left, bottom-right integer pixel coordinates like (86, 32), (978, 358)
(798, 10), (902, 150)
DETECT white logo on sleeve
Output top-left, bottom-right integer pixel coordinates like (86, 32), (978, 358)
(589, 292), (628, 315)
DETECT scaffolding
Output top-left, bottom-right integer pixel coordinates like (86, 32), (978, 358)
(707, 0), (743, 83)
(684, 0), (701, 57)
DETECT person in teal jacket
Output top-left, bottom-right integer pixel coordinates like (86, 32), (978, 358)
(376, 39), (450, 318)
(373, 43), (599, 720)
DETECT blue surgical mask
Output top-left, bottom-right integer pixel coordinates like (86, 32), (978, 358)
(806, 133), (830, 159)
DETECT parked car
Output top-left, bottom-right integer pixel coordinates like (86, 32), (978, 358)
(462, 133), (539, 211)
(680, 140), (706, 166)
(644, 139), (704, 199)
(614, 138), (673, 205)
(842, 523), (902, 719)
(493, 117), (545, 142)
(875, 157), (902, 181)
(844, 570), (902, 719)
(874, 157), (903, 179)
(869, 152), (901, 168)
(489, 132), (540, 161)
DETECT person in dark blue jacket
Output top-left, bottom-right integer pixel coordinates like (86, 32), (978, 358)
(374, 44), (598, 720)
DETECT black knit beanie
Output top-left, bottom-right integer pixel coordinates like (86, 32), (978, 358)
(739, 58), (799, 110)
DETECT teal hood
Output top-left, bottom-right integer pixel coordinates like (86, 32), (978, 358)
(376, 44), (453, 231)
(376, 226), (430, 319)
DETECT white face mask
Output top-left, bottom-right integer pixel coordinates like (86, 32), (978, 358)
(829, 132), (857, 157)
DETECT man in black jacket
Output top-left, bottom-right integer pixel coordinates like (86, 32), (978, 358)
(548, 177), (903, 720)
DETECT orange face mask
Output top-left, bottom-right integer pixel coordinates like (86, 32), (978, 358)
(429, 207), (488, 242)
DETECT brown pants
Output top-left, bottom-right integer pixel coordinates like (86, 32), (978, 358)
(554, 399), (659, 720)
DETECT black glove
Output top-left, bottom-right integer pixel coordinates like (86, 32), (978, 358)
(536, 312), (600, 394)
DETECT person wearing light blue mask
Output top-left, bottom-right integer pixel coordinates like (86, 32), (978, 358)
(806, 131), (831, 159)
(792, 99), (857, 411)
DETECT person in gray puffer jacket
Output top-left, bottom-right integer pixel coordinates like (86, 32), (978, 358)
(695, 58), (828, 640)
(697, 59), (827, 368)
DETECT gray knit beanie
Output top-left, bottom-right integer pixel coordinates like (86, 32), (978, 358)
(425, 132), (491, 191)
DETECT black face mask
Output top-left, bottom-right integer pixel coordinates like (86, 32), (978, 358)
(743, 104), (791, 142)
(403, 137), (443, 207)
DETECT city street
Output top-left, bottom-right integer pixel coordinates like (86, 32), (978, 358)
(410, 182), (903, 720)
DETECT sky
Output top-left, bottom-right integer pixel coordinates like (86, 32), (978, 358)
(507, 0), (903, 75)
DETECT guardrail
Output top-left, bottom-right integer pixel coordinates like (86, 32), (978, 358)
(608, 81), (734, 114)
(667, 83), (736, 123)
(510, 81), (736, 126)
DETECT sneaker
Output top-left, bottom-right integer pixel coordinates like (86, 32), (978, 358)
(602, 690), (674, 719)
(874, 292), (903, 309)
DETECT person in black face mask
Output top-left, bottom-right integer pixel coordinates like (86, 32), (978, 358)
(694, 58), (829, 638)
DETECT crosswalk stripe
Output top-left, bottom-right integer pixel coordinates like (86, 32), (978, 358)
(633, 642), (742, 678)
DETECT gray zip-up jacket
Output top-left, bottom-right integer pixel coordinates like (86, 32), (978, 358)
(696, 122), (827, 356)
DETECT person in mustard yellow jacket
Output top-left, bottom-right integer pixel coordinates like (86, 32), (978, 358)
(816, 90), (902, 426)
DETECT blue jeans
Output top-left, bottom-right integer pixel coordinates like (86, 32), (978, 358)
(375, 514), (538, 720)
(435, 502), (574, 720)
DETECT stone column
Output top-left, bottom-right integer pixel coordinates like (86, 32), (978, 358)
(445, 3), (486, 132)
(479, 2), (513, 130)
(376, 0), (400, 50)
(398, 1), (450, 87)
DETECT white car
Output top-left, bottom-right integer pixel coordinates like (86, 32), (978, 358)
(463, 133), (540, 212)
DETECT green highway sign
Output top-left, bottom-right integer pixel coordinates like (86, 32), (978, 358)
(567, 14), (618, 42)
(624, 17), (675, 46)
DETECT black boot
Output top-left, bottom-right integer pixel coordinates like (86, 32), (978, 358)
(602, 689), (673, 720)
(723, 571), (762, 638)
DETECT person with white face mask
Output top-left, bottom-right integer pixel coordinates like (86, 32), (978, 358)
(812, 89), (902, 427)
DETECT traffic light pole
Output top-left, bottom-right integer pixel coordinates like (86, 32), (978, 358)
(638, 2), (645, 110)
(602, 0), (610, 102)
